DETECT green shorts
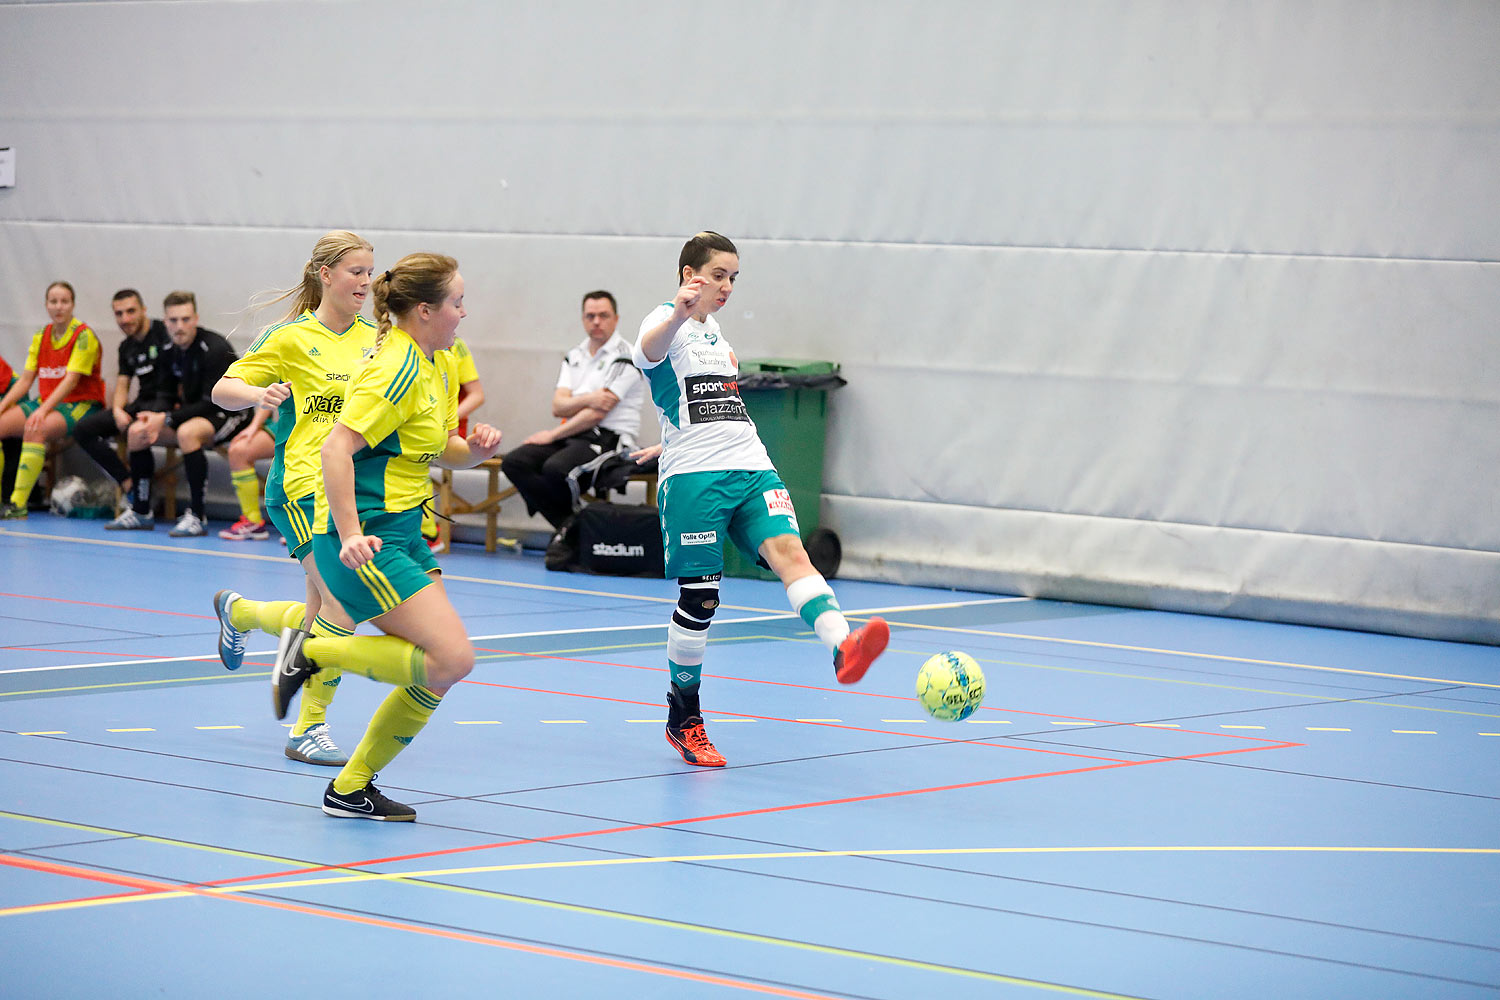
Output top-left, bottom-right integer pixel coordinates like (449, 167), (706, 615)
(312, 507), (439, 624)
(19, 398), (102, 432)
(657, 469), (799, 579)
(266, 494), (317, 561)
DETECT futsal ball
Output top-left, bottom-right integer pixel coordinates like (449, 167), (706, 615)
(916, 651), (986, 721)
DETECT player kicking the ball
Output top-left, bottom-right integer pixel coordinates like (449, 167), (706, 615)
(634, 231), (889, 767)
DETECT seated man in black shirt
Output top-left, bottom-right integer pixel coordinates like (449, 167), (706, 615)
(121, 290), (250, 537)
(74, 289), (176, 529)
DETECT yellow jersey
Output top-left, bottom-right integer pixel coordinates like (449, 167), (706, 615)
(224, 311), (377, 506)
(315, 326), (458, 530)
(449, 334), (480, 384)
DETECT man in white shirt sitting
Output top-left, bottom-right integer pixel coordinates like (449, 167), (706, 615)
(502, 290), (646, 531)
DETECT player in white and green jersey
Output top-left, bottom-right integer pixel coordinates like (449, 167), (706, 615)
(270, 252), (503, 822)
(208, 230), (378, 767)
(633, 231), (890, 768)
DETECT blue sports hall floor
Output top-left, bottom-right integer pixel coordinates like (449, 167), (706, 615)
(2, 513), (1497, 999)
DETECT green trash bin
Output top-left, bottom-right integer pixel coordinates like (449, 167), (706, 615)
(721, 359), (846, 580)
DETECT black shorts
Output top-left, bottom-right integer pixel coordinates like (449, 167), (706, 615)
(209, 408), (255, 446)
(127, 397), (176, 417)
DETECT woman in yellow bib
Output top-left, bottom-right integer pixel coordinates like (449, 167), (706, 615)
(0, 281), (106, 517)
(272, 252), (502, 821)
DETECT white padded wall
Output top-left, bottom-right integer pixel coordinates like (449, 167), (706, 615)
(2, 0), (1496, 640)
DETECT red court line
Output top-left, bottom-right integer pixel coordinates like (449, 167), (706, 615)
(182, 738), (1297, 893)
(461, 676), (1127, 763)
(478, 646), (1289, 747)
(0, 592), (214, 620)
(0, 854), (843, 1000)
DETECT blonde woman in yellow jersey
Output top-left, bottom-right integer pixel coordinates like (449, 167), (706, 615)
(272, 253), (502, 821)
(209, 231), (378, 766)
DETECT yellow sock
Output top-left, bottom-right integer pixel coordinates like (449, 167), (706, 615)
(229, 598), (306, 635)
(292, 615), (347, 736)
(332, 684), (442, 794)
(304, 633), (427, 688)
(231, 468), (261, 522)
(11, 442), (45, 507)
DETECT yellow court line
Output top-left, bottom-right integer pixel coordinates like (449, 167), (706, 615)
(883, 619), (1500, 691)
(884, 644), (1500, 722)
(224, 844), (1500, 894)
(0, 810), (347, 871)
(0, 673), (259, 699)
(5, 828), (1494, 1000)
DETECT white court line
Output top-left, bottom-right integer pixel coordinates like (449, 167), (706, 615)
(3, 526), (1024, 616)
(0, 596), (1029, 676)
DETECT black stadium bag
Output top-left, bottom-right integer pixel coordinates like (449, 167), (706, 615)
(572, 502), (665, 577)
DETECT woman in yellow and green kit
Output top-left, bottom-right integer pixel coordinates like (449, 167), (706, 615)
(271, 252), (503, 821)
(210, 230), (378, 767)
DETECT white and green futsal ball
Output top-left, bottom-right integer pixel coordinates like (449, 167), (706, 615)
(916, 651), (986, 721)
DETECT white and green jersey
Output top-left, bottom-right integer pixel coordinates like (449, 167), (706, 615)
(633, 303), (773, 480)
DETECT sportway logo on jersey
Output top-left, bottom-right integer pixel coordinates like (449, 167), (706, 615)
(683, 373), (748, 425)
(689, 378), (738, 396)
(593, 542), (646, 557)
(680, 531), (717, 546)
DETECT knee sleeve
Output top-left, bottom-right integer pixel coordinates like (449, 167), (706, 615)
(673, 575), (721, 632)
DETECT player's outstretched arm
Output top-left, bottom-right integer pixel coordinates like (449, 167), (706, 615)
(637, 276), (710, 363)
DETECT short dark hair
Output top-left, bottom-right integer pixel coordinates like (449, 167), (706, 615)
(677, 231), (737, 284)
(112, 288), (144, 306)
(163, 290), (197, 311)
(580, 290), (617, 314)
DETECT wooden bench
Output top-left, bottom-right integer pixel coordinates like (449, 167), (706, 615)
(436, 457), (514, 553)
(434, 461), (658, 553)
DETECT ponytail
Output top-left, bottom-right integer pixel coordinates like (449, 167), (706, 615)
(369, 254), (458, 358)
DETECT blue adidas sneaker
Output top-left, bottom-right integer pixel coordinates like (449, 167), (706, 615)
(212, 590), (247, 671)
(285, 723), (348, 766)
